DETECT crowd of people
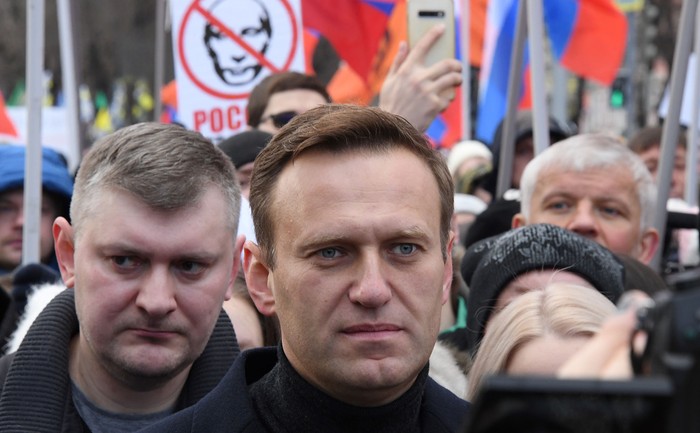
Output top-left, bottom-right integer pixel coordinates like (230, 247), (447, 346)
(0, 21), (696, 433)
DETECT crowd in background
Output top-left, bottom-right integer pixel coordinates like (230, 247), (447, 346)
(0, 17), (697, 433)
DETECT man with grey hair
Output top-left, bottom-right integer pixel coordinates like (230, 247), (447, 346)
(513, 133), (660, 264)
(0, 122), (244, 431)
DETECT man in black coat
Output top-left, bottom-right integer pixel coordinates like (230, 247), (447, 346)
(139, 105), (470, 432)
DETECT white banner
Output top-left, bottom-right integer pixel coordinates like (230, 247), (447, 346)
(3, 107), (79, 173)
(169, 0), (306, 142)
(659, 53), (697, 128)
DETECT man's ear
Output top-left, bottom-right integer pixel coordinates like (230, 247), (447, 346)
(441, 232), (455, 305)
(53, 217), (76, 288)
(512, 213), (527, 228)
(636, 228), (660, 265)
(243, 240), (276, 316)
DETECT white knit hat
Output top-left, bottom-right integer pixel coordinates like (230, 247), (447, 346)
(446, 140), (492, 176)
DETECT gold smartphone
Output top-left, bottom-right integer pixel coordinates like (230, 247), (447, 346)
(407, 0), (456, 67)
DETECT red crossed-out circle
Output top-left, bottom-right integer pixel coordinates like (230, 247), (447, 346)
(178, 0), (299, 99)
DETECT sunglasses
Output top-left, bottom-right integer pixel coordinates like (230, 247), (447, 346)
(262, 111), (298, 129)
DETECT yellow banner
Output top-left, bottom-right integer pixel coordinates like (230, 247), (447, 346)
(615, 0), (645, 12)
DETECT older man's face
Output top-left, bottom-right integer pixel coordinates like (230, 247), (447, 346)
(514, 166), (658, 264)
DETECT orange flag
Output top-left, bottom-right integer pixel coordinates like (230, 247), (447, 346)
(0, 92), (19, 139)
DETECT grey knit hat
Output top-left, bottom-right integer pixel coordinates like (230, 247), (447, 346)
(461, 223), (625, 354)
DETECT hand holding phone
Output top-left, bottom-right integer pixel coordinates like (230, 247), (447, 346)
(378, 0), (461, 131)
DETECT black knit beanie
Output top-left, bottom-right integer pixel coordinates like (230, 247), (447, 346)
(461, 223), (625, 355)
(218, 130), (273, 169)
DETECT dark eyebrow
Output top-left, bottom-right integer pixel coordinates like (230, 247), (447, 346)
(299, 226), (432, 251)
(393, 226), (431, 242)
(98, 242), (218, 261)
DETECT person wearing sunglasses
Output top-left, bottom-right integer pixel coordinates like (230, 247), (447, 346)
(260, 110), (301, 130)
(246, 72), (331, 134)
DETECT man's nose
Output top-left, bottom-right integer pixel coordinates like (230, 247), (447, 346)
(135, 267), (177, 317)
(348, 254), (392, 308)
(566, 203), (598, 238)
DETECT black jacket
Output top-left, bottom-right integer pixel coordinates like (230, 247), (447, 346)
(0, 289), (239, 433)
(137, 347), (470, 433)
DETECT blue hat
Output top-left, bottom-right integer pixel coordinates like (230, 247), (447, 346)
(0, 145), (73, 202)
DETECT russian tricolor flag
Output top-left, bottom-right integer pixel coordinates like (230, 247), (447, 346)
(476, 0), (627, 144)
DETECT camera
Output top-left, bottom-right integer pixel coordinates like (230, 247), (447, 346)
(632, 276), (700, 432)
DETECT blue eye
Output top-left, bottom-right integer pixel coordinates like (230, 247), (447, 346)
(600, 207), (621, 217)
(319, 248), (341, 259)
(392, 244), (417, 255)
(178, 261), (205, 275)
(111, 256), (140, 269)
(549, 202), (570, 211)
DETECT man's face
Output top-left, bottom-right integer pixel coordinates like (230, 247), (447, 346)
(57, 187), (238, 386)
(514, 166), (658, 264)
(0, 189), (60, 271)
(257, 89), (329, 134)
(638, 144), (686, 199)
(205, 0), (271, 86)
(246, 147), (453, 406)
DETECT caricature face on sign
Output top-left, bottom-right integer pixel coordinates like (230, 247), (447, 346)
(171, 0), (304, 140)
(176, 0), (301, 100)
(204, 0), (272, 86)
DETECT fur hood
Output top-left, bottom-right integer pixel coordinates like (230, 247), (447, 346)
(429, 340), (469, 399)
(5, 283), (67, 354)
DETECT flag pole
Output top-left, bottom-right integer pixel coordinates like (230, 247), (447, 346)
(460, 0), (471, 139)
(57, 0), (80, 173)
(23, 0), (45, 266)
(651, 0), (698, 271)
(551, 63), (567, 124)
(154, 0), (167, 122)
(685, 7), (700, 207)
(525, 0), (549, 156)
(496, 1), (527, 198)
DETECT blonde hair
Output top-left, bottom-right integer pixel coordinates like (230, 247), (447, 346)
(467, 283), (616, 400)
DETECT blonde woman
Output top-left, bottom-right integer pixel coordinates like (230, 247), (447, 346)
(467, 282), (617, 400)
